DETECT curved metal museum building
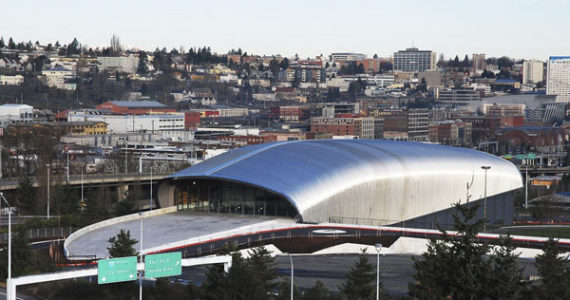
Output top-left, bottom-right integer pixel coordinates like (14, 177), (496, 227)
(158, 140), (523, 226)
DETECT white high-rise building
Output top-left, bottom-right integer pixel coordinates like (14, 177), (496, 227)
(523, 60), (544, 84)
(547, 56), (570, 102)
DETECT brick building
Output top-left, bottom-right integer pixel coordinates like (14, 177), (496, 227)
(279, 106), (310, 123)
(310, 117), (375, 139)
(496, 126), (564, 154)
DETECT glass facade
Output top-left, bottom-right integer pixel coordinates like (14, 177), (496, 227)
(174, 179), (298, 218)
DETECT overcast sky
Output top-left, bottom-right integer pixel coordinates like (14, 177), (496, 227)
(2, 0), (569, 60)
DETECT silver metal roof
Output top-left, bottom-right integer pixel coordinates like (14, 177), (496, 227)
(169, 140), (523, 221)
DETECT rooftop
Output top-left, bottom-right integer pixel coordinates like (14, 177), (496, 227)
(108, 100), (167, 108)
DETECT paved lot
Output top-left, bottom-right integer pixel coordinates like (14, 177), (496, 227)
(66, 213), (288, 258)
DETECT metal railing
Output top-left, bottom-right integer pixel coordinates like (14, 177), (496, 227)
(0, 227), (78, 243)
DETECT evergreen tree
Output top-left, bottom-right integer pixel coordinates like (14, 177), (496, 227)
(0, 226), (54, 279)
(0, 37), (5, 48)
(67, 38), (80, 56)
(247, 247), (278, 293)
(17, 174), (37, 214)
(462, 54), (470, 68)
(8, 37), (15, 49)
(202, 245), (278, 300)
(137, 51), (149, 74)
(409, 202), (493, 299)
(534, 237), (570, 299)
(53, 184), (78, 215)
(485, 235), (528, 299)
(340, 249), (376, 300)
(107, 229), (138, 257)
(303, 280), (331, 300)
(276, 278), (301, 300)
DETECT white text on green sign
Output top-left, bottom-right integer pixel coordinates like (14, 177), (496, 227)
(144, 252), (182, 278)
(98, 256), (138, 284)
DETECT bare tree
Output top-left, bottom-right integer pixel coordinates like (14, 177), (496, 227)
(110, 34), (122, 56)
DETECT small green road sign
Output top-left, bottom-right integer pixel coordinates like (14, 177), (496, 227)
(98, 256), (138, 284)
(144, 252), (182, 278)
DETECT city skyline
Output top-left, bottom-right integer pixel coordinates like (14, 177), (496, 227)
(2, 0), (569, 60)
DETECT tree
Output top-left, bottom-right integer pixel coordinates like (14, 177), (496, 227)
(340, 249), (376, 300)
(110, 34), (122, 56)
(481, 69), (495, 79)
(8, 37), (15, 49)
(534, 237), (570, 299)
(437, 53), (445, 68)
(67, 38), (80, 56)
(107, 229), (138, 257)
(0, 37), (5, 48)
(409, 202), (492, 299)
(137, 51), (149, 74)
(275, 278), (301, 300)
(486, 236), (528, 299)
(247, 247), (278, 293)
(0, 226), (54, 279)
(303, 280), (330, 300)
(17, 174), (37, 214)
(202, 245), (278, 300)
(462, 54), (470, 69)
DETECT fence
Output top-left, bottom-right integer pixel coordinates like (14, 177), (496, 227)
(328, 216), (456, 230)
(0, 227), (78, 244)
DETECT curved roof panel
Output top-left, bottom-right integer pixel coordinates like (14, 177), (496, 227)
(169, 140), (522, 221)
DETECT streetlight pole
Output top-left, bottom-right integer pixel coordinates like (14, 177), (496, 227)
(525, 163), (528, 209)
(150, 164), (153, 211)
(481, 166), (491, 232)
(46, 164), (50, 219)
(289, 254), (294, 300)
(81, 168), (84, 205)
(66, 151), (70, 182)
(139, 212), (143, 300)
(375, 243), (382, 300)
(1, 193), (12, 300)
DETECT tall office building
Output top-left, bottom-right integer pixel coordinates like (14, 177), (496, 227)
(393, 48), (436, 72)
(472, 54), (486, 72)
(546, 56), (570, 102)
(523, 60), (544, 84)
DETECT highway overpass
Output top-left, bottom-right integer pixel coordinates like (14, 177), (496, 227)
(0, 172), (170, 191)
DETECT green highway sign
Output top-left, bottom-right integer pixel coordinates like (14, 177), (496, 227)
(98, 256), (138, 284)
(144, 252), (182, 278)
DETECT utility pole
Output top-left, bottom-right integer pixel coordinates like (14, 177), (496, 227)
(525, 162), (529, 209)
(0, 193), (12, 300)
(481, 166), (491, 232)
(66, 151), (70, 182)
(46, 164), (50, 219)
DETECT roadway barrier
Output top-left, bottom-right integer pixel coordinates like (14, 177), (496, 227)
(63, 207), (177, 257)
(6, 255), (232, 300)
(0, 227), (78, 243)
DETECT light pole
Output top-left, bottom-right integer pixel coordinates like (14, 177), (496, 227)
(150, 163), (153, 211)
(139, 212), (143, 300)
(525, 163), (528, 210)
(375, 243), (382, 300)
(46, 163), (50, 219)
(0, 193), (12, 300)
(289, 254), (294, 300)
(481, 166), (491, 232)
(66, 151), (70, 182)
(81, 168), (84, 206)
